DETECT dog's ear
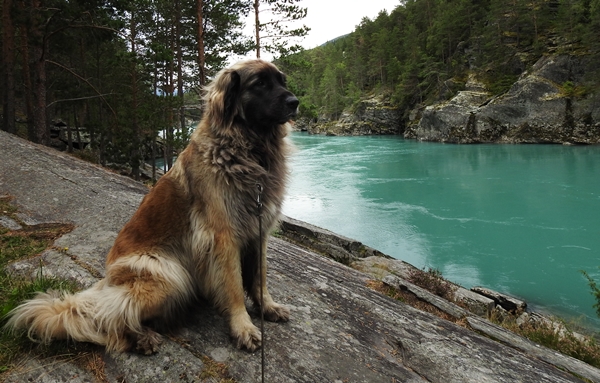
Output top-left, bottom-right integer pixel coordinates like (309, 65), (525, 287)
(207, 69), (241, 127)
(223, 70), (241, 119)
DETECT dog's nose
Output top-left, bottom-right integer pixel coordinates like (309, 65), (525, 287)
(286, 96), (299, 110)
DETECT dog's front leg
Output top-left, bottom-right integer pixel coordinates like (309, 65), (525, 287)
(211, 233), (262, 351)
(250, 240), (290, 323)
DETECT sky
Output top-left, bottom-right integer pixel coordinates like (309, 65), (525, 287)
(240, 0), (401, 61)
(293, 0), (400, 49)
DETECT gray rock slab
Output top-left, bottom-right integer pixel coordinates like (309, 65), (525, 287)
(383, 274), (470, 319)
(3, 357), (97, 383)
(280, 216), (390, 262)
(467, 316), (600, 383)
(353, 257), (495, 318)
(0, 130), (595, 382)
(103, 338), (208, 383)
(351, 255), (415, 280)
(0, 215), (22, 230)
(408, 54), (600, 144)
(454, 286), (495, 317)
(472, 286), (527, 312)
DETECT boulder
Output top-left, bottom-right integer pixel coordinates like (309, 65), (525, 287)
(279, 216), (389, 264)
(453, 287), (495, 317)
(471, 286), (527, 313)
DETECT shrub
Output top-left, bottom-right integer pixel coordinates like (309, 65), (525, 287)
(581, 269), (600, 319)
(408, 267), (456, 301)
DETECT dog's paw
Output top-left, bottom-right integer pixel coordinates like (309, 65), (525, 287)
(231, 320), (262, 352)
(135, 327), (163, 355)
(263, 302), (290, 322)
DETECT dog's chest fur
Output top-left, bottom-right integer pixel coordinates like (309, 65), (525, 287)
(180, 128), (289, 245)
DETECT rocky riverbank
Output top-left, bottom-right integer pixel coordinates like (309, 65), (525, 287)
(1, 129), (599, 382)
(296, 95), (402, 136)
(406, 55), (600, 144)
(299, 54), (600, 144)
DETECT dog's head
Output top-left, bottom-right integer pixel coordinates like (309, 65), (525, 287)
(204, 60), (299, 132)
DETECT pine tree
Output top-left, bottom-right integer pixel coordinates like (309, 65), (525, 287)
(1, 0), (16, 134)
(252, 0), (310, 58)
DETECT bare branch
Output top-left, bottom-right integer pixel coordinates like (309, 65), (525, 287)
(46, 60), (117, 119)
(47, 94), (117, 107)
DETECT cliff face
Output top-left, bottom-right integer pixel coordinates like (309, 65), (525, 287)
(299, 54), (600, 143)
(406, 55), (600, 144)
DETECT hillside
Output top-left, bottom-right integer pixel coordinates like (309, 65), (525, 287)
(278, 0), (600, 143)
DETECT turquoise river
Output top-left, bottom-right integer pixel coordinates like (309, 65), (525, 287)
(283, 132), (600, 330)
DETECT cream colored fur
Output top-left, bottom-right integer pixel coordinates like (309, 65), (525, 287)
(4, 59), (297, 353)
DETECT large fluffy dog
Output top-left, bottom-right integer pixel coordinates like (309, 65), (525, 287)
(5, 59), (298, 353)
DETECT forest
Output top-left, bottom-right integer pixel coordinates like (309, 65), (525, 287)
(2, 0), (600, 178)
(0, 0), (306, 179)
(277, 0), (600, 124)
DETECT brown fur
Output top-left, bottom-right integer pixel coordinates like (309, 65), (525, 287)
(4, 59), (298, 353)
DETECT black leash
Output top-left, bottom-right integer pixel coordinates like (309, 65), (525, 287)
(255, 183), (265, 383)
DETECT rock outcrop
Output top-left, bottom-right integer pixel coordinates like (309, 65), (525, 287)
(1, 130), (599, 383)
(406, 54), (600, 144)
(304, 95), (402, 136)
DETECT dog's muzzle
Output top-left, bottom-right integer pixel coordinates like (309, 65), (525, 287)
(286, 95), (299, 118)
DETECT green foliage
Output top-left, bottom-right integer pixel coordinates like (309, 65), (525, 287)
(279, 0), (600, 121)
(254, 0), (310, 58)
(408, 267), (456, 301)
(560, 80), (588, 99)
(0, 197), (78, 374)
(485, 74), (519, 96)
(1, 0), (253, 175)
(491, 311), (600, 368)
(581, 269), (600, 319)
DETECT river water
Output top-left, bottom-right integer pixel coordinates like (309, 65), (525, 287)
(283, 132), (600, 330)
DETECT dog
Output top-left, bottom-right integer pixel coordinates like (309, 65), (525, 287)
(5, 59), (299, 354)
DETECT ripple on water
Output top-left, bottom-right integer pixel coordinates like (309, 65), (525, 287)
(284, 132), (600, 330)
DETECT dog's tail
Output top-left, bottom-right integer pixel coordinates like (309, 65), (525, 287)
(4, 279), (142, 352)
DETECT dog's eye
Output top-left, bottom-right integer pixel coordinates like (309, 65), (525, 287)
(256, 80), (266, 87)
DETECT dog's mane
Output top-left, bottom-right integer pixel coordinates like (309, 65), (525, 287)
(192, 60), (293, 188)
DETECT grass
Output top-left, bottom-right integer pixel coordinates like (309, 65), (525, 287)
(366, 280), (461, 324)
(490, 312), (600, 369)
(199, 355), (236, 383)
(408, 267), (457, 301)
(0, 196), (237, 382)
(0, 196), (80, 376)
(365, 263), (600, 371)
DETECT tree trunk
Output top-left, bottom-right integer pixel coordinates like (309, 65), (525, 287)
(67, 117), (73, 153)
(176, 0), (186, 144)
(31, 41), (49, 144)
(2, 0), (16, 134)
(19, 0), (35, 141)
(165, 28), (175, 171)
(254, 0), (260, 58)
(151, 140), (156, 182)
(29, 0), (49, 145)
(74, 106), (82, 150)
(196, 0), (205, 86)
(130, 15), (140, 181)
(19, 23), (35, 141)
